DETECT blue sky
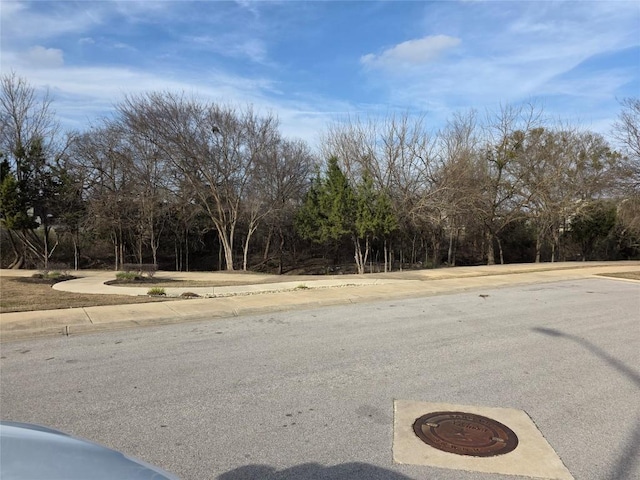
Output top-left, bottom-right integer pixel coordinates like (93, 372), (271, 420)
(1, 0), (639, 145)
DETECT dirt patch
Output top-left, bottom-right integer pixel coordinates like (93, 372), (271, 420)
(596, 271), (640, 281)
(0, 277), (175, 314)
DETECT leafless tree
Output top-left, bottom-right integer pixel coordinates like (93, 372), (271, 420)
(610, 98), (640, 252)
(475, 103), (543, 264)
(612, 97), (640, 191)
(70, 124), (136, 270)
(252, 138), (313, 272)
(117, 93), (292, 271)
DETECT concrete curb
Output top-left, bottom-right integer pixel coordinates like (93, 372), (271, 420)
(2, 262), (639, 342)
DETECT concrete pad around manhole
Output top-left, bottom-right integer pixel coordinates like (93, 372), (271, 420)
(393, 400), (574, 480)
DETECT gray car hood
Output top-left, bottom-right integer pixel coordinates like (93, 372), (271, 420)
(0, 421), (178, 480)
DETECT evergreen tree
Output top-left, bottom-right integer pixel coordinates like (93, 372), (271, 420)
(296, 158), (396, 274)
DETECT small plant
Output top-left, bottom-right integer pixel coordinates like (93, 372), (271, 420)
(180, 292), (200, 298)
(31, 268), (72, 282)
(116, 271), (139, 281)
(295, 284), (309, 290)
(147, 287), (166, 296)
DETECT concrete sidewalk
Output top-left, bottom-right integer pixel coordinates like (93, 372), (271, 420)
(1, 262), (638, 341)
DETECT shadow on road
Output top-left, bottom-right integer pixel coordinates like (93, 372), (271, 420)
(533, 327), (640, 479)
(217, 462), (415, 480)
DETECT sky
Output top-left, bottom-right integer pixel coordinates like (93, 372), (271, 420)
(1, 0), (639, 146)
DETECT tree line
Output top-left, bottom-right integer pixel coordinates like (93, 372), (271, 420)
(1, 73), (639, 273)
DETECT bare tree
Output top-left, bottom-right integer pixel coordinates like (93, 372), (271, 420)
(117, 93), (287, 271)
(612, 97), (640, 191)
(433, 110), (480, 265)
(70, 124), (137, 270)
(475, 103), (543, 264)
(251, 138), (313, 272)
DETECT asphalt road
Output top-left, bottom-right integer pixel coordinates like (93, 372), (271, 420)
(1, 278), (638, 480)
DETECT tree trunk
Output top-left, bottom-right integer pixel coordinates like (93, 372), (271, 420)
(185, 229), (189, 272)
(353, 236), (365, 275)
(263, 227), (272, 262)
(535, 232), (542, 263)
(217, 230), (235, 271)
(447, 228), (454, 266)
(43, 227), (49, 269)
(113, 236), (119, 271)
(383, 239), (389, 273)
(73, 233), (79, 271)
(364, 237), (370, 273)
(451, 229), (457, 266)
(242, 223), (259, 271)
(431, 234), (440, 268)
(175, 240), (179, 271)
(497, 237), (504, 265)
(486, 232), (495, 265)
(5, 230), (24, 269)
(277, 230), (285, 275)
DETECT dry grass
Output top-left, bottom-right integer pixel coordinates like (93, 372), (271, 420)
(596, 271), (640, 281)
(0, 277), (173, 314)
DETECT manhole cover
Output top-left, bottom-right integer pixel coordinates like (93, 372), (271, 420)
(413, 411), (518, 457)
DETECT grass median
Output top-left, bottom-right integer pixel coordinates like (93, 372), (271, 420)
(0, 276), (174, 314)
(596, 271), (640, 281)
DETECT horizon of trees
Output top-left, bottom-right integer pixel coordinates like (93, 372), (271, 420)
(1, 73), (639, 273)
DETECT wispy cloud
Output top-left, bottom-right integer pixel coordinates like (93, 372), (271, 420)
(361, 35), (461, 69)
(23, 46), (64, 68)
(0, 0), (102, 42)
(187, 35), (268, 63)
(0, 1), (637, 143)
(360, 1), (639, 132)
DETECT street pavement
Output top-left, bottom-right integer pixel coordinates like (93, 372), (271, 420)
(1, 261), (639, 341)
(0, 271), (638, 479)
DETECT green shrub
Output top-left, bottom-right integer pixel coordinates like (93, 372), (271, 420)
(32, 270), (70, 281)
(147, 287), (166, 296)
(116, 272), (139, 281)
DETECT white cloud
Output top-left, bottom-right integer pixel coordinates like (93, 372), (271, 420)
(361, 35), (461, 69)
(359, 1), (638, 138)
(1, 55), (344, 146)
(188, 35), (268, 63)
(0, 2), (101, 42)
(24, 46), (64, 68)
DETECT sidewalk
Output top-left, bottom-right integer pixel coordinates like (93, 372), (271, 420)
(2, 262), (639, 342)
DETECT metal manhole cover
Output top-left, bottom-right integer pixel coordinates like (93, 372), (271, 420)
(413, 411), (518, 457)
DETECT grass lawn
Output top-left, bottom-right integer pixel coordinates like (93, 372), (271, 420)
(596, 271), (640, 281)
(0, 277), (173, 314)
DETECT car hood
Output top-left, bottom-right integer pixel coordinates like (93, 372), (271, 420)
(0, 421), (179, 480)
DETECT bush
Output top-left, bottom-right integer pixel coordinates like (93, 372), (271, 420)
(147, 287), (166, 296)
(122, 263), (157, 278)
(37, 262), (71, 280)
(180, 292), (200, 298)
(116, 271), (139, 281)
